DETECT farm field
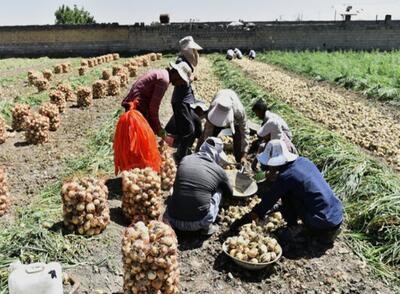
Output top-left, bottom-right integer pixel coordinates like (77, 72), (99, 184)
(258, 50), (400, 104)
(0, 54), (399, 294)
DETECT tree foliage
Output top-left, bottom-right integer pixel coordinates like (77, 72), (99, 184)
(55, 5), (96, 25)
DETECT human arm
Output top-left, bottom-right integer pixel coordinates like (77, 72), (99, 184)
(232, 111), (249, 163)
(252, 179), (288, 218)
(195, 120), (215, 152)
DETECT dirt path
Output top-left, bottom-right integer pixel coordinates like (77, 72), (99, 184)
(234, 59), (400, 171)
(0, 59), (167, 224)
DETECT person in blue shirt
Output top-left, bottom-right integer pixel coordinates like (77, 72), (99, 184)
(232, 139), (343, 244)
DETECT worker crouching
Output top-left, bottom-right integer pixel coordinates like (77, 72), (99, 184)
(164, 137), (233, 236)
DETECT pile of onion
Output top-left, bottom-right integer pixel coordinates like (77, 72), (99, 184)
(57, 83), (76, 102)
(39, 102), (61, 131)
(107, 76), (121, 96)
(77, 86), (93, 108)
(78, 66), (88, 76)
(34, 78), (50, 92)
(159, 142), (176, 191)
(25, 113), (50, 144)
(117, 71), (129, 88)
(61, 63), (71, 73)
(42, 69), (53, 81)
(102, 70), (112, 80)
(61, 177), (110, 236)
(112, 53), (120, 60)
(0, 168), (10, 217)
(121, 168), (163, 223)
(219, 197), (261, 226)
(156, 53), (162, 60)
(122, 221), (180, 294)
(54, 65), (62, 74)
(27, 70), (41, 85)
(128, 66), (138, 77)
(92, 80), (108, 99)
(49, 90), (67, 113)
(12, 104), (32, 131)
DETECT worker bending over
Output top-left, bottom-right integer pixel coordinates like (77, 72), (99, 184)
(197, 89), (249, 165)
(164, 137), (233, 235)
(234, 140), (343, 245)
(121, 62), (191, 140)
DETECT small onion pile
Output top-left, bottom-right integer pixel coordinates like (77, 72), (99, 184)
(128, 66), (138, 77)
(77, 87), (93, 108)
(149, 53), (157, 62)
(92, 80), (108, 99)
(159, 142), (176, 191)
(156, 53), (162, 60)
(81, 60), (88, 67)
(0, 116), (6, 144)
(42, 69), (53, 81)
(88, 59), (95, 68)
(117, 71), (129, 88)
(122, 221), (180, 294)
(219, 197), (261, 226)
(121, 168), (162, 223)
(11, 104), (32, 131)
(54, 64), (62, 74)
(78, 66), (88, 76)
(61, 63), (71, 73)
(112, 53), (120, 60)
(112, 66), (124, 76)
(39, 102), (60, 131)
(27, 70), (41, 85)
(0, 168), (10, 217)
(61, 177), (110, 236)
(102, 70), (112, 80)
(33, 78), (50, 92)
(142, 59), (149, 67)
(49, 90), (67, 113)
(25, 113), (50, 144)
(107, 76), (121, 96)
(225, 231), (281, 264)
(57, 83), (76, 102)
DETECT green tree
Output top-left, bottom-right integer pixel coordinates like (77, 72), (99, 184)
(55, 5), (96, 24)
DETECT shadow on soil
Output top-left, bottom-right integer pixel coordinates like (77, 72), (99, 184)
(105, 177), (123, 200)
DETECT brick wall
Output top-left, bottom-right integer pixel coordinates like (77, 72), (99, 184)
(0, 21), (399, 57)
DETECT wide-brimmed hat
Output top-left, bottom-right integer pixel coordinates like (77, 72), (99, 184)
(179, 36), (203, 50)
(257, 139), (298, 167)
(190, 99), (208, 112)
(169, 61), (192, 84)
(207, 95), (235, 133)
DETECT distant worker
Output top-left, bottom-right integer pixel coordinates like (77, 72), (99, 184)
(234, 48), (243, 59)
(233, 140), (344, 245)
(197, 89), (249, 165)
(248, 50), (256, 59)
(121, 62), (191, 140)
(164, 137), (233, 235)
(170, 36), (204, 162)
(226, 49), (235, 60)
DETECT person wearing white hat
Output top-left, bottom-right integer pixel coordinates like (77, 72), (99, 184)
(121, 62), (191, 141)
(177, 36), (203, 70)
(248, 50), (256, 59)
(234, 48), (243, 59)
(164, 137), (233, 235)
(232, 139), (344, 245)
(197, 89), (249, 164)
(226, 49), (235, 60)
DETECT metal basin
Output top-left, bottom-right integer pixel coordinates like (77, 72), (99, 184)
(225, 170), (258, 198)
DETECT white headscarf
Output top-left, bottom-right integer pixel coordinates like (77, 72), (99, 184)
(199, 137), (226, 165)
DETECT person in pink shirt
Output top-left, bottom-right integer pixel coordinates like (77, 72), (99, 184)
(121, 62), (192, 138)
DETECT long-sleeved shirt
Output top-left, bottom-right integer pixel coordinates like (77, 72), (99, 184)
(201, 89), (249, 155)
(167, 153), (233, 221)
(263, 111), (293, 140)
(253, 157), (343, 230)
(121, 69), (169, 133)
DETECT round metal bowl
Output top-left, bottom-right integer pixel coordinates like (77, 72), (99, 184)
(222, 242), (282, 270)
(225, 170), (258, 198)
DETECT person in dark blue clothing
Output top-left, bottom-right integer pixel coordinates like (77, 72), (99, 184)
(232, 139), (343, 244)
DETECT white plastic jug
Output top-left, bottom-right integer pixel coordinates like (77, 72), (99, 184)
(8, 261), (63, 294)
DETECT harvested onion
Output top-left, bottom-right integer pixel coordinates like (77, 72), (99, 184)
(0, 168), (10, 216)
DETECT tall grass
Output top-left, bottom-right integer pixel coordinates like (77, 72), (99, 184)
(258, 50), (400, 104)
(211, 55), (400, 281)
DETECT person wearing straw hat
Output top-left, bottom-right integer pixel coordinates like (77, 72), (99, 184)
(232, 139), (343, 245)
(164, 137), (233, 235)
(121, 62), (191, 141)
(197, 89), (249, 165)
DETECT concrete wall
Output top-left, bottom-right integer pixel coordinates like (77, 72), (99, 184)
(0, 20), (400, 57)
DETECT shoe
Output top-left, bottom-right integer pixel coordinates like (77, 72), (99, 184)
(201, 224), (219, 236)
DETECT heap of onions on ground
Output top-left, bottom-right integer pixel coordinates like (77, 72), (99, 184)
(107, 76), (121, 96)
(122, 221), (180, 294)
(0, 168), (10, 217)
(27, 70), (41, 85)
(92, 80), (108, 99)
(159, 142), (177, 191)
(11, 104), (32, 131)
(39, 102), (61, 131)
(42, 69), (53, 81)
(25, 113), (50, 144)
(121, 168), (162, 223)
(77, 86), (93, 108)
(49, 90), (66, 113)
(219, 197), (261, 225)
(61, 177), (110, 236)
(57, 83), (76, 102)
(33, 78), (50, 92)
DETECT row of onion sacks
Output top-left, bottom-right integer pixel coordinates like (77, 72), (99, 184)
(61, 177), (110, 236)
(122, 221), (179, 294)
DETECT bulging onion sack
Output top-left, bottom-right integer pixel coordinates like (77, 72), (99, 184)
(39, 103), (60, 131)
(122, 221), (180, 294)
(113, 104), (161, 175)
(12, 104), (32, 131)
(57, 83), (76, 102)
(61, 177), (110, 236)
(77, 86), (93, 108)
(0, 168), (10, 216)
(25, 113), (50, 144)
(158, 142), (176, 191)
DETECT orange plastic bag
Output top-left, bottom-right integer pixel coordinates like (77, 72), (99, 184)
(113, 103), (161, 175)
